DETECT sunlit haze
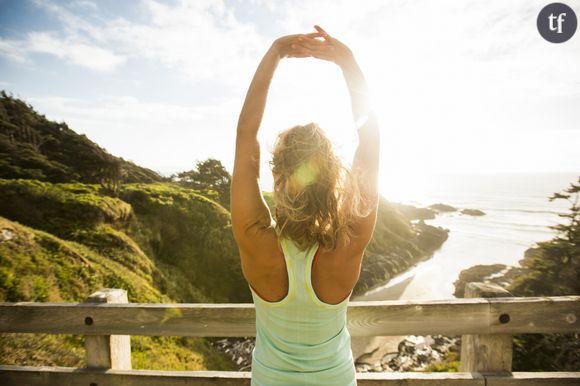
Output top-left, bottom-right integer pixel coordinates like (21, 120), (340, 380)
(1, 0), (578, 199)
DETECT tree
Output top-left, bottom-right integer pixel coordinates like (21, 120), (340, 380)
(96, 153), (126, 197)
(172, 158), (231, 209)
(547, 177), (580, 265)
(509, 176), (580, 370)
(510, 176), (579, 296)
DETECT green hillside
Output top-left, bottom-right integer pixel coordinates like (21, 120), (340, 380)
(0, 178), (245, 304)
(0, 215), (235, 370)
(0, 91), (163, 184)
(0, 177), (243, 369)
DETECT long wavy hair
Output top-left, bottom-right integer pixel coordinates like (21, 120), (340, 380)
(270, 123), (372, 251)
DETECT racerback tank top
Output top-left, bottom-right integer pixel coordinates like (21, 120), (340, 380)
(248, 237), (356, 386)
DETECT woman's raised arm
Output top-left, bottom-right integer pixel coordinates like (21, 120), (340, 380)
(231, 32), (322, 255)
(293, 25), (380, 256)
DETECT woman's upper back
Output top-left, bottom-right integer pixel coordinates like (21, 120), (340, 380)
(249, 237), (354, 367)
(244, 231), (362, 306)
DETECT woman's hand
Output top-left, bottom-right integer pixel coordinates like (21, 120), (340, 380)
(291, 25), (354, 67)
(270, 32), (324, 60)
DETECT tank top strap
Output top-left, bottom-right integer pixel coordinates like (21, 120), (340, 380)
(279, 237), (306, 287)
(283, 238), (352, 308)
(279, 238), (328, 306)
(280, 237), (318, 260)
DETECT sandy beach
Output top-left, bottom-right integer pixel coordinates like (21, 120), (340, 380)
(349, 275), (420, 365)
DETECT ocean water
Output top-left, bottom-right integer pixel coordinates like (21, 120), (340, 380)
(357, 172), (578, 301)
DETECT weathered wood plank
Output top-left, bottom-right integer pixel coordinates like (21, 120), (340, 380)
(0, 366), (252, 386)
(1, 366), (578, 386)
(1, 297), (579, 337)
(485, 372), (580, 386)
(460, 283), (513, 371)
(0, 300), (489, 337)
(357, 371), (485, 385)
(0, 366), (488, 386)
(84, 289), (132, 370)
(347, 298), (490, 336)
(0, 302), (256, 337)
(488, 296), (580, 334)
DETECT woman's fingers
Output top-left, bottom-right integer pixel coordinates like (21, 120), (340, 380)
(289, 44), (311, 57)
(288, 46), (335, 61)
(293, 42), (334, 55)
(291, 39), (328, 49)
(288, 53), (311, 58)
(278, 29), (336, 60)
(313, 25), (331, 40)
(279, 26), (349, 64)
(313, 25), (328, 36)
(299, 48), (335, 60)
(303, 32), (323, 38)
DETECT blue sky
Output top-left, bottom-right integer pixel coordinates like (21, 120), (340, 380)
(1, 0), (579, 195)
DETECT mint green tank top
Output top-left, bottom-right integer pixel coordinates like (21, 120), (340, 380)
(248, 237), (356, 386)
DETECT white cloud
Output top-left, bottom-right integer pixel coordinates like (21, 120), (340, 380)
(103, 0), (267, 83)
(246, 0), (278, 12)
(27, 94), (239, 174)
(71, 0), (98, 12)
(1, 0), (269, 83)
(32, 0), (105, 41)
(273, 0), (580, 97)
(0, 80), (16, 88)
(0, 38), (29, 63)
(27, 32), (124, 72)
(29, 95), (203, 126)
(0, 1), (124, 73)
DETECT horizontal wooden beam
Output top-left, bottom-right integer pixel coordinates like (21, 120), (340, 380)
(0, 366), (253, 386)
(0, 297), (578, 337)
(488, 296), (580, 334)
(1, 366), (579, 386)
(485, 372), (580, 386)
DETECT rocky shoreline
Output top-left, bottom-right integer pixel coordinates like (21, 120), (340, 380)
(209, 334), (462, 372)
(209, 337), (254, 372)
(452, 250), (534, 298)
(355, 335), (461, 372)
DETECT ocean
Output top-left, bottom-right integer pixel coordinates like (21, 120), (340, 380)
(356, 172), (578, 301)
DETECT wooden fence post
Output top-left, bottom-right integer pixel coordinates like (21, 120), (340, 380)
(460, 282), (513, 372)
(84, 289), (132, 370)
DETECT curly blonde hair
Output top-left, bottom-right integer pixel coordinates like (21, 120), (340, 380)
(270, 123), (372, 251)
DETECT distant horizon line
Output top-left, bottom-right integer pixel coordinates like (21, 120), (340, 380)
(153, 168), (579, 178)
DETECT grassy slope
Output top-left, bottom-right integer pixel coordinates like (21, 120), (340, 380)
(0, 178), (247, 304)
(0, 216), (235, 370)
(0, 178), (241, 370)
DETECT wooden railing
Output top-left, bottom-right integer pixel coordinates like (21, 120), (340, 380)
(0, 282), (579, 385)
